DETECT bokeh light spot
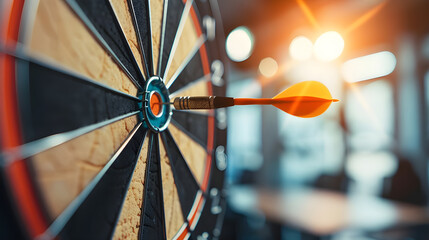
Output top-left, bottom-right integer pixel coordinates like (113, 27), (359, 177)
(226, 26), (254, 62)
(342, 51), (397, 83)
(259, 57), (278, 78)
(314, 31), (344, 61)
(289, 36), (313, 61)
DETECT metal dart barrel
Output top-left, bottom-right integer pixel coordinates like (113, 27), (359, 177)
(173, 96), (234, 110)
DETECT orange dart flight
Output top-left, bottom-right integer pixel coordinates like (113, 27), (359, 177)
(234, 81), (339, 118)
(163, 81), (339, 118)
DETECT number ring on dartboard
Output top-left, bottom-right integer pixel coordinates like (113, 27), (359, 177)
(0, 0), (228, 239)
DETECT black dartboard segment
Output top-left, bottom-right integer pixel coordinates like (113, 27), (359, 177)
(161, 129), (200, 216)
(139, 133), (167, 240)
(158, 0), (184, 76)
(0, 175), (25, 239)
(188, 1), (229, 238)
(59, 126), (146, 240)
(191, 153), (227, 239)
(15, 58), (139, 143)
(171, 110), (208, 148)
(66, 0), (144, 85)
(129, 0), (153, 76)
(168, 51), (205, 94)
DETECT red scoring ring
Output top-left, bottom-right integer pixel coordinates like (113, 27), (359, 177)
(1, 0), (216, 239)
(1, 0), (49, 238)
(174, 1), (214, 239)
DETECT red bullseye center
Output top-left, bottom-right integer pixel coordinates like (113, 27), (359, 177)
(149, 91), (163, 117)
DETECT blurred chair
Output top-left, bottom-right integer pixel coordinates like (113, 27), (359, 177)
(382, 157), (427, 206)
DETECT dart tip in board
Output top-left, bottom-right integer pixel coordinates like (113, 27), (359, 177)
(155, 102), (174, 105)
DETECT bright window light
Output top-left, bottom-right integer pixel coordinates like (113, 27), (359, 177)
(314, 31), (344, 61)
(289, 36), (313, 61)
(342, 51), (397, 83)
(259, 57), (278, 78)
(226, 26), (254, 62)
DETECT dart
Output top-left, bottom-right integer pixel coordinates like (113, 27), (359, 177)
(168, 81), (339, 118)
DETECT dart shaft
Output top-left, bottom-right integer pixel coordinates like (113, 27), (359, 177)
(234, 97), (339, 105)
(234, 98), (276, 105)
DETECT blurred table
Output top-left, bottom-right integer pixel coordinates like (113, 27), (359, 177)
(228, 186), (429, 236)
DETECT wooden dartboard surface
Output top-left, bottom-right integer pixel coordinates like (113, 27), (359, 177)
(0, 0), (227, 239)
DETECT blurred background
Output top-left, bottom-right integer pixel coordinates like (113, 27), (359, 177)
(216, 0), (429, 239)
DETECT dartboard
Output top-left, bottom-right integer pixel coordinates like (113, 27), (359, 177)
(0, 0), (227, 239)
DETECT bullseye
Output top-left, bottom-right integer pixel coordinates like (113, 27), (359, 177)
(142, 76), (172, 132)
(149, 91), (163, 117)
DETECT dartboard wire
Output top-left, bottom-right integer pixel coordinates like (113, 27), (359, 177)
(173, 109), (213, 117)
(103, 0), (148, 83)
(110, 130), (149, 233)
(160, 130), (205, 238)
(59, 125), (147, 239)
(127, 0), (153, 77)
(35, 122), (144, 240)
(157, 0), (168, 76)
(0, 110), (141, 168)
(161, 0), (194, 82)
(139, 132), (167, 240)
(2, 47), (141, 102)
(107, 129), (148, 239)
(171, 190), (205, 240)
(109, 0), (149, 79)
(82, 0), (147, 84)
(110, 128), (149, 218)
(169, 73), (211, 97)
(148, 0), (155, 76)
(166, 34), (206, 89)
(17, 0), (40, 45)
(174, 223), (192, 240)
(65, 0), (144, 91)
(170, 119), (207, 151)
(187, 191), (205, 230)
(160, 130), (201, 214)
